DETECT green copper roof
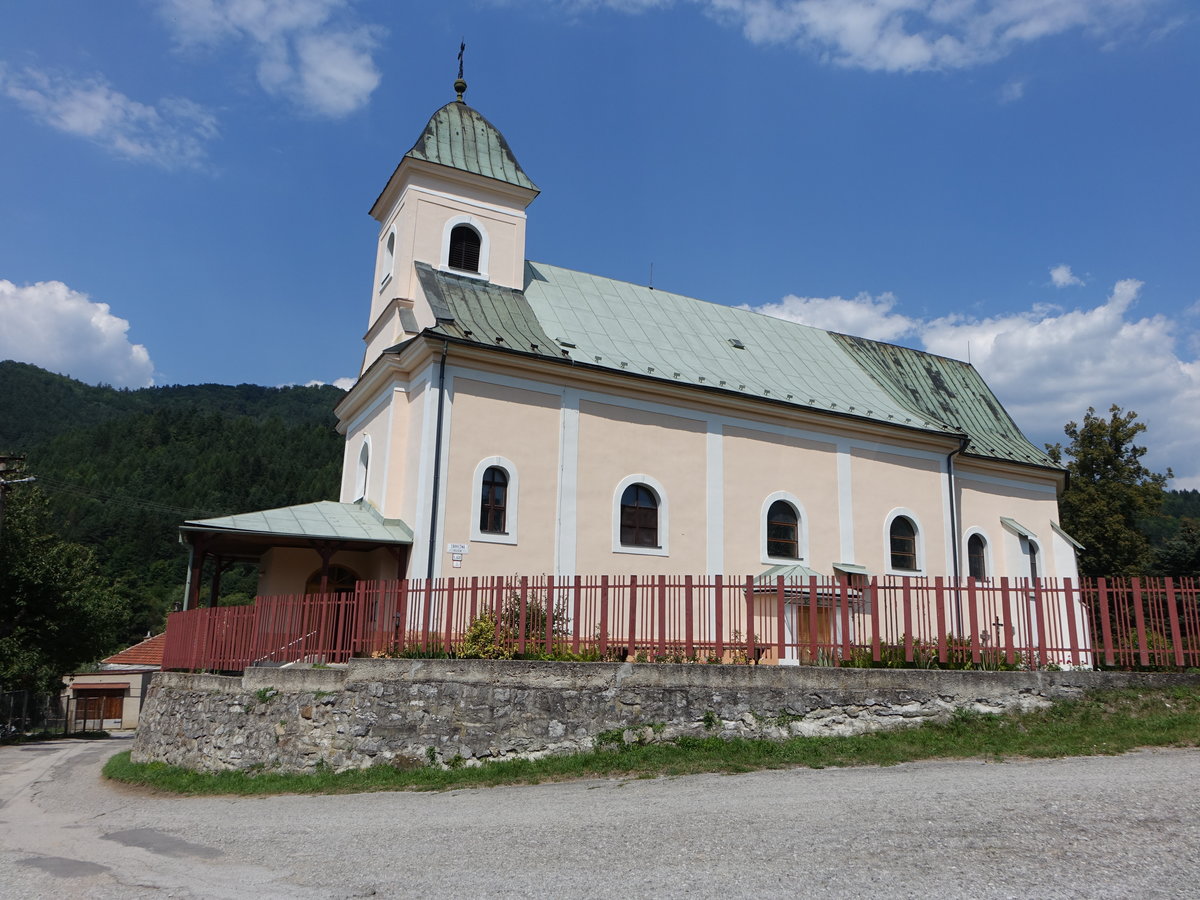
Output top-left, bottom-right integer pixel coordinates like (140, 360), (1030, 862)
(415, 263), (561, 358)
(402, 261), (1058, 472)
(182, 501), (413, 544)
(404, 101), (538, 192)
(831, 334), (1056, 468)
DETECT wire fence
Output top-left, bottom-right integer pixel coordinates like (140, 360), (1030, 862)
(161, 575), (1200, 674)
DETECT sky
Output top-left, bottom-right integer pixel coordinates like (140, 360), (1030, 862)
(1, 1), (1197, 484)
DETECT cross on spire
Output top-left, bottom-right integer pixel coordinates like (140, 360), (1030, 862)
(455, 41), (467, 101)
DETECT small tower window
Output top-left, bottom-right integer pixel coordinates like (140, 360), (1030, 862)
(448, 225), (481, 272)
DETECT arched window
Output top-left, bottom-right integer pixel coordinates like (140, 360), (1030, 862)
(1028, 540), (1040, 580)
(354, 442), (369, 501)
(380, 230), (395, 285)
(620, 483), (659, 548)
(889, 516), (918, 571)
(448, 224), (481, 272)
(305, 565), (358, 595)
(766, 500), (799, 559)
(967, 533), (987, 579)
(479, 466), (508, 534)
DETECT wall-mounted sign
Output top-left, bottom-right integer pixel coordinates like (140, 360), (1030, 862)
(447, 543), (469, 554)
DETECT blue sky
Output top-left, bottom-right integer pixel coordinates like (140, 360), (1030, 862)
(1, 1), (1197, 483)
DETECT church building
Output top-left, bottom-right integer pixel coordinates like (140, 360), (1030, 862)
(180, 78), (1081, 605)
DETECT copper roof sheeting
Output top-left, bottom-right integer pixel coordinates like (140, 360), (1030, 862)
(403, 101), (538, 192)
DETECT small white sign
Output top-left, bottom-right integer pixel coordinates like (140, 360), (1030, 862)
(451, 553), (463, 562)
(447, 543), (469, 555)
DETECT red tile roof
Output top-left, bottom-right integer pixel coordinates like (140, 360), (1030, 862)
(103, 633), (165, 667)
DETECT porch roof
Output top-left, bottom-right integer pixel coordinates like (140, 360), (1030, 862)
(181, 501), (413, 553)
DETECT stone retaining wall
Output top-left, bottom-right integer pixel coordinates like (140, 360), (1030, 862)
(130, 659), (1199, 773)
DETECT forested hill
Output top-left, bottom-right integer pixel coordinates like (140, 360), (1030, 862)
(1, 361), (345, 643)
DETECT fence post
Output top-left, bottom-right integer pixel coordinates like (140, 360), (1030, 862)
(807, 575), (819, 665)
(685, 575), (695, 658)
(1063, 578), (1081, 669)
(715, 575), (724, 658)
(657, 575), (667, 658)
(1165, 577), (1185, 669)
(967, 577), (981, 666)
(744, 576), (756, 664)
(628, 575), (639, 660)
(1097, 577), (1114, 667)
(518, 576), (529, 656)
(775, 576), (786, 663)
(1132, 577), (1150, 668)
(870, 576), (881, 663)
(1033, 578), (1048, 669)
(1000, 577), (1016, 666)
(420, 579), (434, 651)
(444, 577), (456, 655)
(902, 578), (914, 663)
(935, 576), (948, 664)
(572, 575), (582, 655)
(599, 575), (609, 657)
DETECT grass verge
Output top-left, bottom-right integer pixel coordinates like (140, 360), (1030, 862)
(103, 687), (1200, 797)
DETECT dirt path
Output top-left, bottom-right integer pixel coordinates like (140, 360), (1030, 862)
(2, 736), (1198, 898)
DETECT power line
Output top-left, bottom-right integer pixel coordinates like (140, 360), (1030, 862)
(32, 475), (226, 519)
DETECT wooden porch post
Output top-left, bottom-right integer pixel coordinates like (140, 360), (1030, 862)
(188, 535), (207, 610)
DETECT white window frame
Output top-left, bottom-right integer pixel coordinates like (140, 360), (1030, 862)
(440, 215), (489, 281)
(883, 507), (924, 575)
(471, 456), (518, 545)
(761, 491), (809, 564)
(963, 527), (991, 580)
(613, 473), (669, 557)
(379, 228), (396, 290)
(354, 437), (371, 502)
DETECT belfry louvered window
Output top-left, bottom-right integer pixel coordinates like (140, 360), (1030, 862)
(448, 224), (481, 272)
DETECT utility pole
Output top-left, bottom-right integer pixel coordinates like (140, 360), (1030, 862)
(0, 455), (36, 540)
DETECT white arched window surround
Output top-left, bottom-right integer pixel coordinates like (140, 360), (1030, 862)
(612, 473), (669, 557)
(761, 491), (809, 564)
(883, 507), (925, 575)
(379, 227), (396, 290)
(963, 527), (991, 580)
(470, 456), (518, 545)
(1023, 537), (1041, 580)
(354, 437), (371, 502)
(440, 214), (490, 281)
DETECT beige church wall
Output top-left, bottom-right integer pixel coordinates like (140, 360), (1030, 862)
(438, 376), (561, 576)
(407, 188), (526, 292)
(721, 425), (840, 572)
(258, 547), (403, 598)
(850, 447), (947, 575)
(955, 468), (1070, 579)
(339, 394), (391, 508)
(574, 399), (708, 576)
(395, 379), (430, 529)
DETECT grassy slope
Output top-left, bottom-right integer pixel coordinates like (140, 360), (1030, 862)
(103, 686), (1200, 797)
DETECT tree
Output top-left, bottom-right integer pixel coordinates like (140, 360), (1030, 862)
(0, 487), (128, 692)
(1046, 405), (1169, 576)
(1152, 519), (1200, 577)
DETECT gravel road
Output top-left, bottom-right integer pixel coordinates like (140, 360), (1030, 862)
(1, 735), (1197, 899)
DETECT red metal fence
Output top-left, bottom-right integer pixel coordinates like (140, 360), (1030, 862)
(161, 575), (1200, 673)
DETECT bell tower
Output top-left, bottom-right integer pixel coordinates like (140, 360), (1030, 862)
(360, 69), (539, 374)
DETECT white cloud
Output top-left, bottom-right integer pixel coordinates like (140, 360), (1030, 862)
(0, 66), (217, 170)
(156, 0), (382, 117)
(596, 0), (1169, 72)
(739, 291), (917, 341)
(1049, 263), (1084, 287)
(0, 280), (155, 388)
(301, 377), (355, 390)
(745, 277), (1200, 488)
(998, 78), (1026, 103)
